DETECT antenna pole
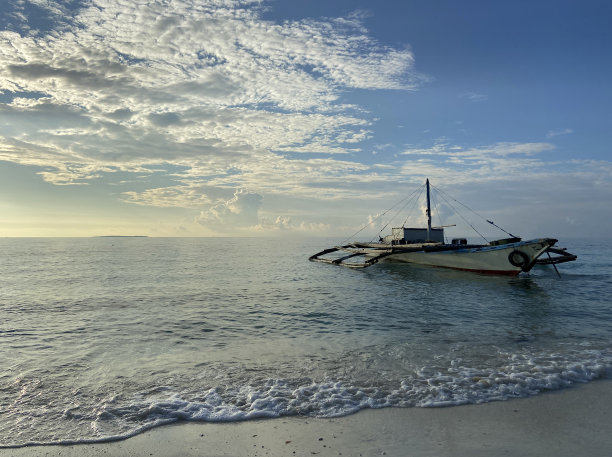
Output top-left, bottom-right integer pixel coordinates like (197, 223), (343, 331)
(426, 178), (432, 241)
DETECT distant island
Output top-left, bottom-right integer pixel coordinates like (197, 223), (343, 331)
(95, 235), (149, 238)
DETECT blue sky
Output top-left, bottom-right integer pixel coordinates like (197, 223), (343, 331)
(0, 0), (610, 238)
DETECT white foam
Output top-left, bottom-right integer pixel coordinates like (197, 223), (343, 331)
(3, 347), (611, 449)
(86, 348), (612, 435)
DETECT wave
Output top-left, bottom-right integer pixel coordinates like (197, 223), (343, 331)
(3, 347), (611, 449)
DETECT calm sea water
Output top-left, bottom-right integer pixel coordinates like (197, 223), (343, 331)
(1, 237), (611, 447)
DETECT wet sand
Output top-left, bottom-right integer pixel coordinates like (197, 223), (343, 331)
(2, 379), (611, 457)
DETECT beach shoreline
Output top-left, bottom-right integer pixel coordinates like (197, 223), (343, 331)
(3, 378), (611, 457)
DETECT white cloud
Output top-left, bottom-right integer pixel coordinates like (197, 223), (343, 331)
(399, 142), (556, 184)
(459, 91), (488, 102)
(252, 216), (330, 233)
(546, 128), (574, 138)
(197, 188), (262, 231)
(0, 0), (418, 206)
(123, 185), (212, 208)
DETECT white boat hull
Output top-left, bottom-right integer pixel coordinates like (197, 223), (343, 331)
(382, 238), (554, 275)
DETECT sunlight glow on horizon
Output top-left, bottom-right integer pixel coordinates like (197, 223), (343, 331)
(1, 0), (610, 238)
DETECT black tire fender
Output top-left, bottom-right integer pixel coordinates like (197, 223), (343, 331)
(508, 250), (529, 268)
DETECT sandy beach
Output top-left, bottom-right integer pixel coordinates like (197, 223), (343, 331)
(2, 379), (611, 457)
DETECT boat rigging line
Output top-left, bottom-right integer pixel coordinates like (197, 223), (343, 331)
(341, 181), (521, 246)
(485, 219), (517, 239)
(339, 184), (424, 246)
(376, 185), (425, 242)
(431, 184), (518, 242)
(430, 185), (489, 243)
(400, 185), (425, 229)
(429, 186), (445, 236)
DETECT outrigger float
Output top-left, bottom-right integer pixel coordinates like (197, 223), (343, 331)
(310, 179), (577, 276)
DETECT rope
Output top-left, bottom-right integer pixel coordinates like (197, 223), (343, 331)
(430, 190), (446, 242)
(401, 185), (425, 227)
(431, 184), (518, 240)
(486, 220), (517, 238)
(376, 185), (424, 241)
(433, 187), (489, 243)
(340, 181), (517, 246)
(339, 183), (424, 245)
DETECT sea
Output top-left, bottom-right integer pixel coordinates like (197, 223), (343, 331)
(1, 237), (611, 447)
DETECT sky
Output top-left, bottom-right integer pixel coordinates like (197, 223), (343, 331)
(0, 0), (611, 239)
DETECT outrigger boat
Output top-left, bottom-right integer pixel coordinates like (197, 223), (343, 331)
(310, 179), (577, 276)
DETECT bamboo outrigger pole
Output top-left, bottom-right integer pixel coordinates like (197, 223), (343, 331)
(426, 178), (432, 241)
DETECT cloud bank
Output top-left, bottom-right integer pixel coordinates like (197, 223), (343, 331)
(0, 0), (415, 171)
(0, 0), (610, 236)
(0, 0), (421, 231)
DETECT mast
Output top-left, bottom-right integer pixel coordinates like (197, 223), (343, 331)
(426, 178), (432, 241)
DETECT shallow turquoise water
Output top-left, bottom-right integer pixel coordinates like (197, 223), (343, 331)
(1, 237), (610, 446)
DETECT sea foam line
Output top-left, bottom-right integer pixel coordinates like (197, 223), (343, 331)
(2, 349), (611, 448)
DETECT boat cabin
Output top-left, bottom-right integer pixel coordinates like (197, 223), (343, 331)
(383, 227), (444, 245)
